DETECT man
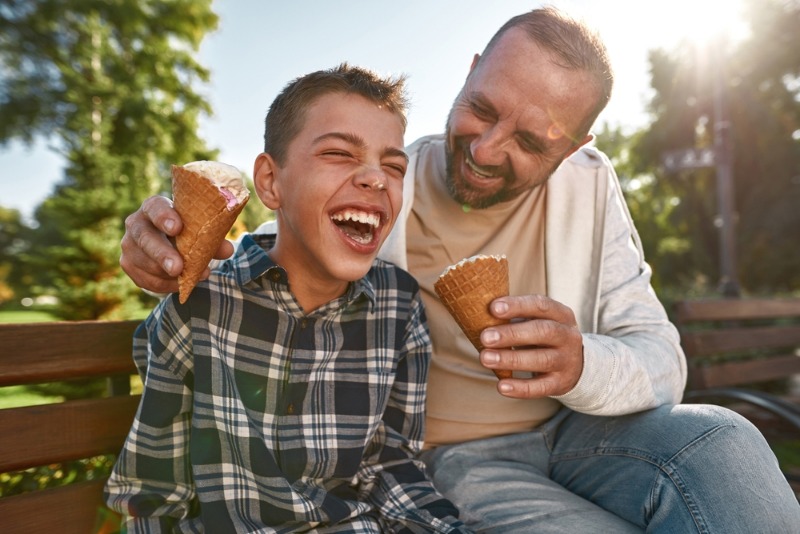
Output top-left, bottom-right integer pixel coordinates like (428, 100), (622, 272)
(120, 7), (800, 533)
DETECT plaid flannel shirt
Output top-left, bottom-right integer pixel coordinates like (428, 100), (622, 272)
(105, 233), (467, 533)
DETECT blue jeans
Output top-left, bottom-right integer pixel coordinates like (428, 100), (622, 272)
(420, 404), (800, 533)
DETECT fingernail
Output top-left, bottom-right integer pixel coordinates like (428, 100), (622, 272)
(492, 300), (509, 314)
(164, 258), (174, 274)
(164, 219), (175, 233)
(498, 382), (513, 393)
(482, 328), (500, 344)
(482, 350), (499, 364)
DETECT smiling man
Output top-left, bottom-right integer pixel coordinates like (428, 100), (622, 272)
(119, 7), (800, 532)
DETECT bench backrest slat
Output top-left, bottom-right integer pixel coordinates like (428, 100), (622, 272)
(692, 354), (800, 389)
(0, 395), (140, 472)
(0, 320), (142, 532)
(0, 479), (109, 534)
(674, 298), (800, 390)
(675, 298), (800, 322)
(681, 325), (800, 357)
(0, 320), (140, 386)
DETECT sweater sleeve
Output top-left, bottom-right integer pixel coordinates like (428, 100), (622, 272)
(553, 158), (687, 414)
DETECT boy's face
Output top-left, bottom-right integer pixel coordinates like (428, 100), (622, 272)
(254, 92), (407, 295)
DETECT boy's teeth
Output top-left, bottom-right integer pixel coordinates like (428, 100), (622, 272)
(331, 210), (380, 227)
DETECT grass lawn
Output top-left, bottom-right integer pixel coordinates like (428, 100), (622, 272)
(0, 309), (59, 323)
(0, 385), (63, 409)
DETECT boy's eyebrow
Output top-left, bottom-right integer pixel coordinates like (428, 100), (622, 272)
(313, 132), (409, 162)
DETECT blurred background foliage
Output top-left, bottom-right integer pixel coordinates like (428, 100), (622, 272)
(594, 0), (800, 302)
(0, 0), (798, 513)
(0, 0), (798, 323)
(0, 0), (270, 320)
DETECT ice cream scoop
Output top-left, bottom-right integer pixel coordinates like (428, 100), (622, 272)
(172, 161), (250, 303)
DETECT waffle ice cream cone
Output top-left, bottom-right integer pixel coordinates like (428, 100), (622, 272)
(172, 161), (250, 303)
(434, 254), (512, 379)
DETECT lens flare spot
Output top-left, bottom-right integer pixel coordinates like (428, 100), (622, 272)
(547, 123), (564, 140)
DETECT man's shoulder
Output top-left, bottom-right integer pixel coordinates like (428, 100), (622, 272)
(405, 133), (444, 156)
(562, 145), (610, 170)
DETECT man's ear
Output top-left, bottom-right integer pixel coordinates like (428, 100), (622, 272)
(469, 53), (481, 72)
(253, 152), (281, 210)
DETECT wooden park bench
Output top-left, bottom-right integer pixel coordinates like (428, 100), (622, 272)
(0, 320), (140, 534)
(1, 303), (797, 533)
(674, 297), (800, 492)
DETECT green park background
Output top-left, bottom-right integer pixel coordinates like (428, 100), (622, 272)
(2, 0), (799, 326)
(0, 0), (798, 504)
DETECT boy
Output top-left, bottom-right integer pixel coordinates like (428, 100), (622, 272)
(105, 64), (468, 533)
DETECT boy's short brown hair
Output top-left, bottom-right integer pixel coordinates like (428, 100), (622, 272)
(263, 63), (409, 166)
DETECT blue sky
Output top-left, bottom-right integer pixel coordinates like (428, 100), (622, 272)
(1, 0), (747, 221)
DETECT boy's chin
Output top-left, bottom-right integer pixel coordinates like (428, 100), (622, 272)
(331, 256), (380, 282)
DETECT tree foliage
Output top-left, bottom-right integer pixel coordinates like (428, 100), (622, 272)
(0, 0), (219, 318)
(626, 0), (800, 295)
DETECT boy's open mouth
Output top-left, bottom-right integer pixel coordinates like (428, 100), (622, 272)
(331, 209), (382, 245)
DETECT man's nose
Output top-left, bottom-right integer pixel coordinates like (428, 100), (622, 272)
(470, 125), (510, 167)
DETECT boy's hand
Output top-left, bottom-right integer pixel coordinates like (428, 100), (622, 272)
(120, 195), (234, 293)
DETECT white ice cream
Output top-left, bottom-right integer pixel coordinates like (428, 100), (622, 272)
(439, 254), (507, 278)
(183, 160), (250, 205)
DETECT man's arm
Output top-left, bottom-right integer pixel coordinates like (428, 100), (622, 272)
(120, 195), (233, 293)
(478, 158), (685, 412)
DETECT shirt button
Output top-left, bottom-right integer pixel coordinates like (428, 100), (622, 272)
(270, 271), (281, 282)
(286, 403), (295, 415)
(300, 319), (308, 328)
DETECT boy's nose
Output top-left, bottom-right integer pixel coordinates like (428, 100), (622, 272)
(354, 165), (387, 191)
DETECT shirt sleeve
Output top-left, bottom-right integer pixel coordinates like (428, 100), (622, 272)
(104, 295), (198, 532)
(554, 159), (687, 414)
(355, 291), (471, 533)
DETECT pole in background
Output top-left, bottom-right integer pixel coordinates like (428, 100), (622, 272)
(712, 37), (741, 297)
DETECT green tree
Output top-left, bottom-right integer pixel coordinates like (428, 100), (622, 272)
(0, 0), (220, 318)
(632, 0), (800, 295)
(0, 206), (33, 304)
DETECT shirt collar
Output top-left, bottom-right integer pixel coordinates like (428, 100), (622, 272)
(228, 233), (377, 311)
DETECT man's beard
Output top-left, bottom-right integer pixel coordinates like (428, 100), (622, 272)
(444, 123), (561, 210)
(444, 136), (516, 210)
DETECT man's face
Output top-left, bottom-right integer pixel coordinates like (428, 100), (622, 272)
(445, 28), (598, 208)
(254, 92), (407, 289)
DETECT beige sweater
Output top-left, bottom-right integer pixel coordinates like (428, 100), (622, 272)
(255, 134), (686, 446)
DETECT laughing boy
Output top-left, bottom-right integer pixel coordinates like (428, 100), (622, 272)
(105, 64), (468, 533)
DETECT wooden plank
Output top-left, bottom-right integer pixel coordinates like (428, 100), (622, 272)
(0, 320), (139, 386)
(691, 355), (800, 389)
(681, 325), (800, 357)
(0, 478), (116, 534)
(0, 395), (140, 472)
(675, 298), (800, 323)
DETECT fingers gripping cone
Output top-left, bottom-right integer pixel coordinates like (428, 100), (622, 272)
(171, 163), (249, 303)
(434, 254), (512, 379)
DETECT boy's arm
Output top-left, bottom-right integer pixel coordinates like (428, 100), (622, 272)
(357, 293), (470, 533)
(105, 298), (197, 531)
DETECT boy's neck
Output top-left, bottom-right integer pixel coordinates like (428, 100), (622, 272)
(267, 247), (350, 314)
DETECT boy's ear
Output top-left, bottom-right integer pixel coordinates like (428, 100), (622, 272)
(253, 152), (281, 210)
